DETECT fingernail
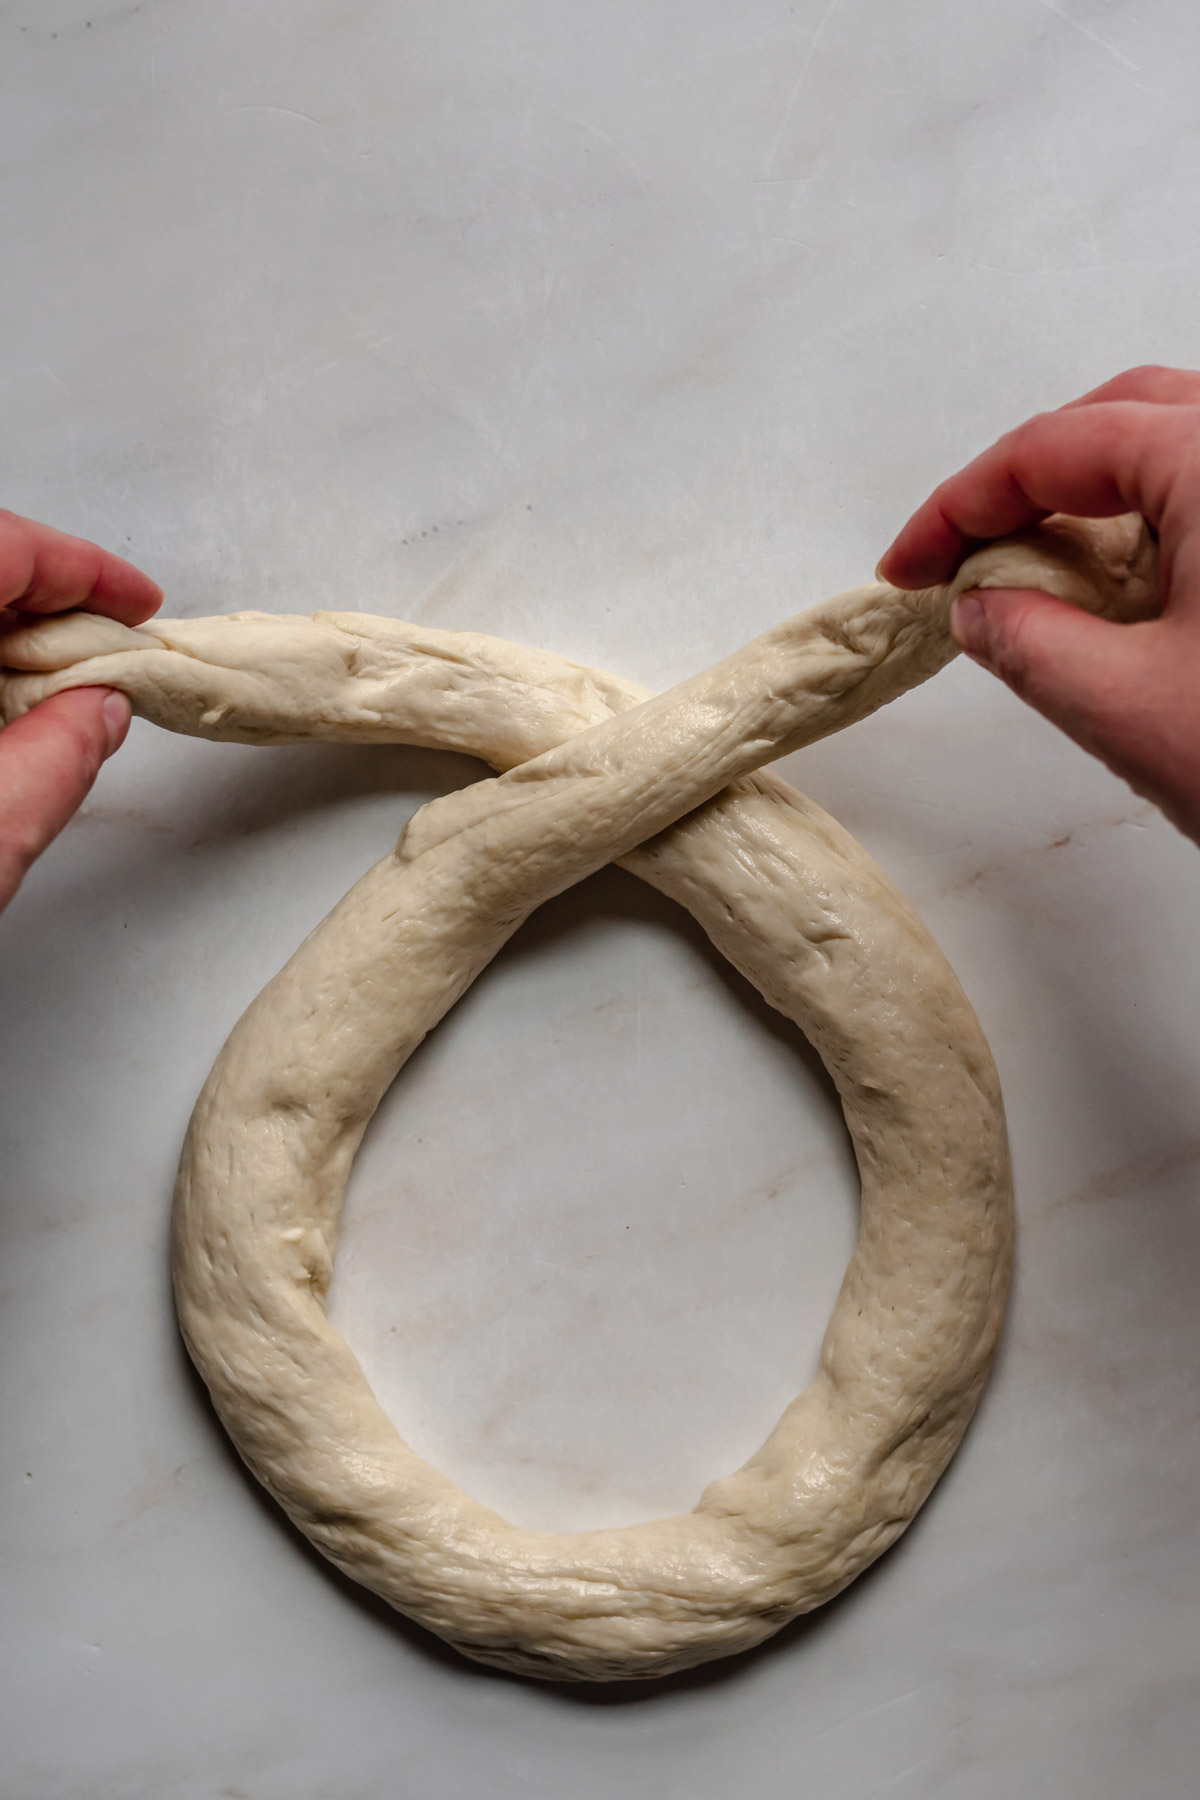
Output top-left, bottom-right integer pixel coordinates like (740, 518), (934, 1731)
(950, 592), (988, 659)
(101, 690), (131, 757)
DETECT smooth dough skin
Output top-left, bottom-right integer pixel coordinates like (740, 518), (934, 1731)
(0, 515), (1158, 1682)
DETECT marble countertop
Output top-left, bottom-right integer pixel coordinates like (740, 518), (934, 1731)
(3, 2), (1199, 1795)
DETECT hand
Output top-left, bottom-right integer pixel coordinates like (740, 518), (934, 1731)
(0, 511), (162, 910)
(877, 365), (1200, 843)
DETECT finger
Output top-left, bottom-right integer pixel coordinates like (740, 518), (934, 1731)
(878, 400), (1199, 589)
(0, 510), (163, 623)
(0, 687), (131, 910)
(949, 588), (1200, 839)
(1060, 364), (1200, 412)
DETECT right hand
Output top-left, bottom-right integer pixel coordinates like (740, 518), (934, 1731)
(877, 366), (1200, 844)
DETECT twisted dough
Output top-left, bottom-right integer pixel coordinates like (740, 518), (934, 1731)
(0, 515), (1157, 1681)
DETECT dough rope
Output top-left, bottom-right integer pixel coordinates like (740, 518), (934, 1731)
(0, 514), (1158, 1682)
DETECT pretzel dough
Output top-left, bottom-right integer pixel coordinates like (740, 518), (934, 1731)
(0, 514), (1158, 1681)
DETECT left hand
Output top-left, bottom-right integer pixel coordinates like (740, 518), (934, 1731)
(0, 510), (162, 911)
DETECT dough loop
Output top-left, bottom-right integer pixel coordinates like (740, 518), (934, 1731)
(0, 515), (1158, 1681)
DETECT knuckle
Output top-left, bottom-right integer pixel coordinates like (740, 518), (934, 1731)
(0, 794), (53, 883)
(1001, 413), (1046, 451)
(1000, 412), (1056, 471)
(59, 711), (106, 780)
(1123, 361), (1170, 385)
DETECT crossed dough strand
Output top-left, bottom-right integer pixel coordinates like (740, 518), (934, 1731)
(0, 515), (1158, 1681)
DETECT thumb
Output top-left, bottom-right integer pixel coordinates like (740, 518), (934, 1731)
(0, 686), (131, 911)
(950, 586), (1160, 756)
(948, 587), (1200, 834)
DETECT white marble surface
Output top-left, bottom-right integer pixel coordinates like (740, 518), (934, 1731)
(2, 1), (1199, 1794)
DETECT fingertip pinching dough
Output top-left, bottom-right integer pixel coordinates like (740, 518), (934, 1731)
(0, 515), (1158, 1681)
